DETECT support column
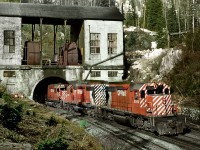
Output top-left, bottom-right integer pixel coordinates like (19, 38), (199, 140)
(64, 20), (67, 42)
(32, 24), (35, 41)
(40, 18), (43, 65)
(54, 25), (58, 55)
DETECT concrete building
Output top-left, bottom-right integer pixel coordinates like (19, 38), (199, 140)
(0, 2), (125, 102)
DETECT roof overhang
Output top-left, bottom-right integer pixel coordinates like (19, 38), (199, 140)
(0, 2), (124, 25)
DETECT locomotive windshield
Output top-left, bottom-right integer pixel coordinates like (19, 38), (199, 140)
(146, 86), (155, 94)
(146, 85), (169, 95)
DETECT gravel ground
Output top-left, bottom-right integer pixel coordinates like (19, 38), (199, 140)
(54, 107), (200, 150)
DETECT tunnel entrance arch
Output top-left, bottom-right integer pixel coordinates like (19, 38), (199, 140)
(33, 76), (68, 103)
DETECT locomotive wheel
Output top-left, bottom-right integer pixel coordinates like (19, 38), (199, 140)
(60, 100), (64, 109)
(101, 109), (108, 119)
(129, 117), (136, 127)
(155, 122), (168, 135)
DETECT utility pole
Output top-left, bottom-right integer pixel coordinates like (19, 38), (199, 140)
(163, 1), (170, 49)
(192, 0), (195, 33)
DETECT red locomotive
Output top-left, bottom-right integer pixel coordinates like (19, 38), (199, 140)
(46, 82), (186, 135)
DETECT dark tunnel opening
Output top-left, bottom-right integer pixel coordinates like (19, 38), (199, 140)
(33, 77), (68, 104)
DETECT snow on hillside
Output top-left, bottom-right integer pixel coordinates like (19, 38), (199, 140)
(129, 48), (182, 82)
(124, 26), (157, 36)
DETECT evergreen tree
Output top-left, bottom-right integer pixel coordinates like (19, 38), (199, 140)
(167, 0), (179, 47)
(145, 0), (165, 32)
(167, 0), (178, 33)
(124, 0), (138, 27)
(145, 0), (167, 48)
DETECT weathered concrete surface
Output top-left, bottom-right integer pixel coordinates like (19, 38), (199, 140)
(0, 17), (21, 65)
(0, 66), (83, 99)
(0, 142), (32, 150)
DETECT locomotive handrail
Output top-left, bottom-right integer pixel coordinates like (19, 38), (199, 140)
(84, 52), (124, 81)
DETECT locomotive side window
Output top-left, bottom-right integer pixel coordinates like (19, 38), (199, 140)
(59, 84), (66, 91)
(60, 88), (65, 91)
(134, 91), (138, 100)
(141, 90), (145, 98)
(70, 87), (73, 93)
(165, 88), (169, 94)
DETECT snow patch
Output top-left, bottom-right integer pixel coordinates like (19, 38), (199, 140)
(129, 48), (182, 82)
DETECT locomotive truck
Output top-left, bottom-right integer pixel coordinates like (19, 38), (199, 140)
(46, 82), (186, 135)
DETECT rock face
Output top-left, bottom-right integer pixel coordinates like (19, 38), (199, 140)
(159, 49), (182, 76)
(0, 142), (32, 150)
(129, 48), (182, 82)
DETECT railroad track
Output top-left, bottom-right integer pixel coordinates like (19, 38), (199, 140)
(82, 117), (200, 150)
(49, 106), (200, 150)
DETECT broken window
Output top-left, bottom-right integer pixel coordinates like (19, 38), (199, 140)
(91, 71), (101, 77)
(90, 33), (100, 54)
(108, 33), (117, 54)
(3, 71), (16, 77)
(4, 30), (15, 53)
(108, 71), (118, 77)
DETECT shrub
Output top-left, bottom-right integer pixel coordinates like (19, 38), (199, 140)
(0, 104), (22, 129)
(45, 116), (58, 126)
(2, 93), (12, 103)
(37, 137), (68, 150)
(0, 84), (6, 98)
(15, 104), (23, 113)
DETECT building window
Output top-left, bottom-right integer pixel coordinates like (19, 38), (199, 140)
(90, 33), (100, 54)
(4, 30), (15, 53)
(91, 71), (101, 77)
(3, 71), (16, 77)
(108, 33), (117, 54)
(108, 71), (118, 77)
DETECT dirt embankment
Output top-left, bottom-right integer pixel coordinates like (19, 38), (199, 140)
(0, 97), (102, 150)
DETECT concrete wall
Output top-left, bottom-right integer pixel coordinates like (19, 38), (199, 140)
(0, 17), (21, 65)
(84, 20), (124, 66)
(83, 20), (124, 82)
(82, 69), (124, 82)
(0, 66), (82, 99)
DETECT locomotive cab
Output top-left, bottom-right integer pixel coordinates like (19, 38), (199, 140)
(47, 83), (67, 102)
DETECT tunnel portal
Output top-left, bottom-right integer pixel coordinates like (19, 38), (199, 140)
(33, 77), (68, 103)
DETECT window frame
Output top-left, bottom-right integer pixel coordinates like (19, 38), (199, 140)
(90, 71), (101, 77)
(3, 71), (16, 77)
(108, 33), (117, 54)
(4, 30), (15, 53)
(90, 33), (100, 54)
(108, 71), (118, 77)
